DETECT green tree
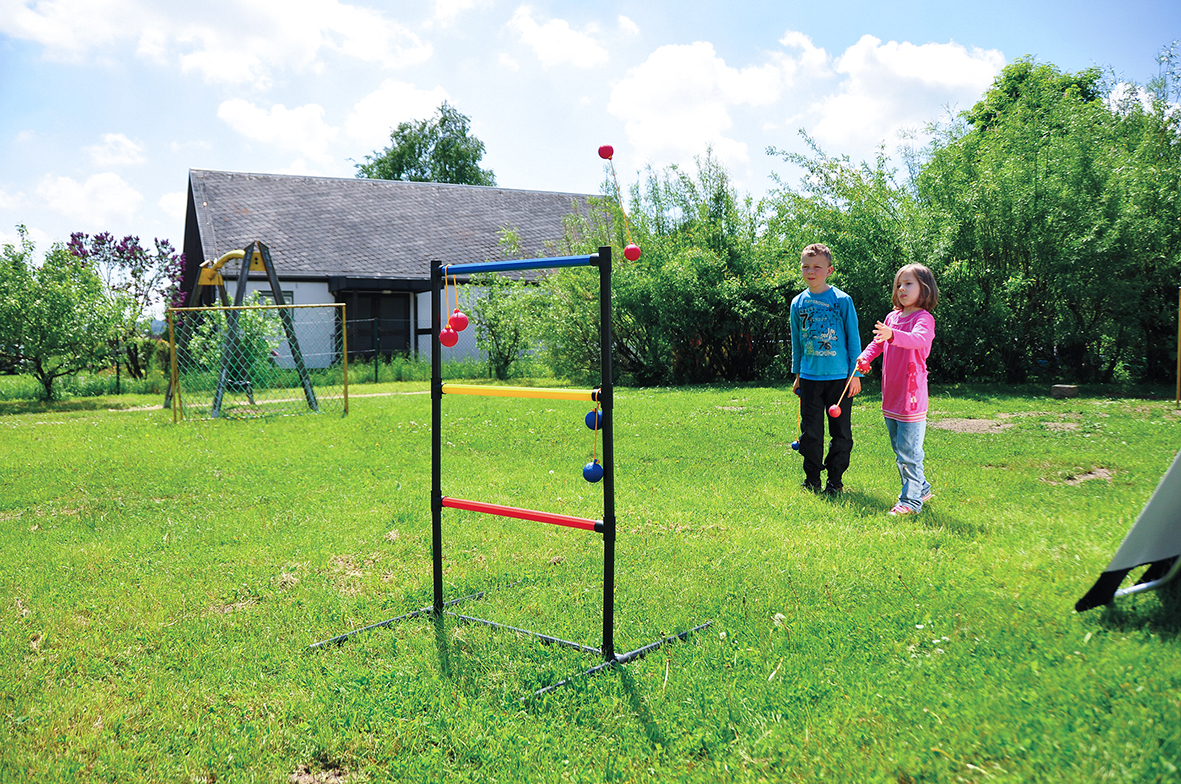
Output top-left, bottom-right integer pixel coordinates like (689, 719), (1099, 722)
(0, 228), (124, 400)
(67, 231), (182, 379)
(914, 57), (1181, 383)
(547, 152), (788, 385)
(356, 102), (496, 186)
(766, 135), (917, 361)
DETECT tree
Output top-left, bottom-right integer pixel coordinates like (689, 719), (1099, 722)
(0, 227), (124, 400)
(356, 102), (496, 186)
(67, 232), (184, 379)
(913, 57), (1181, 383)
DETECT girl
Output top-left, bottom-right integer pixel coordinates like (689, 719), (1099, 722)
(856, 264), (938, 515)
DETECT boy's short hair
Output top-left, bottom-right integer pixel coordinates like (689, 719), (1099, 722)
(894, 263), (939, 311)
(801, 243), (832, 265)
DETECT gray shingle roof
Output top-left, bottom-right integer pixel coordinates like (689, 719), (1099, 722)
(186, 169), (597, 281)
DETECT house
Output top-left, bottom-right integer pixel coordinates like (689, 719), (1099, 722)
(181, 168), (596, 362)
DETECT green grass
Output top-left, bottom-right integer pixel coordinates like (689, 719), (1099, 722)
(1, 383), (1179, 782)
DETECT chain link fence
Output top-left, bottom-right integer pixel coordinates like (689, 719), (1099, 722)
(166, 302), (348, 421)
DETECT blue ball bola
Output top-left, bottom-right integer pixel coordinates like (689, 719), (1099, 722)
(791, 440), (801, 451)
(585, 409), (602, 430)
(583, 460), (604, 483)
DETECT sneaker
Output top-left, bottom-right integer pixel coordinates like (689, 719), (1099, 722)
(888, 503), (916, 515)
(920, 491), (933, 503)
(823, 484), (844, 495)
(801, 481), (822, 493)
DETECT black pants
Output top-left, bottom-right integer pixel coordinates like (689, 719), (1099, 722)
(798, 377), (853, 489)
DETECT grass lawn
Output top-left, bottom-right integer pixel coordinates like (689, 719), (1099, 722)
(1, 382), (1179, 782)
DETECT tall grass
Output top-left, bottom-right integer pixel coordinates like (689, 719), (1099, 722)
(0, 383), (1178, 782)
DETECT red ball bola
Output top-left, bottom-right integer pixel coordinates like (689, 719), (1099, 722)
(440, 327), (459, 347)
(827, 404), (842, 418)
(450, 308), (469, 332)
(623, 243), (641, 261)
(598, 144), (614, 160)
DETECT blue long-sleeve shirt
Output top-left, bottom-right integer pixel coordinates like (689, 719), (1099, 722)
(790, 286), (862, 381)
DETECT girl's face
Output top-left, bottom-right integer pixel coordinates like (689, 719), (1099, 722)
(896, 271), (921, 310)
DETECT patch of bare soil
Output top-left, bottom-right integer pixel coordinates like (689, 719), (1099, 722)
(210, 597), (257, 614)
(930, 418), (1013, 434)
(1056, 467), (1114, 486)
(1048, 465), (1110, 484)
(290, 763), (353, 783)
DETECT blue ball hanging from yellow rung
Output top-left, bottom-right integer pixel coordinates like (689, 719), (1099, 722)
(583, 460), (604, 483)
(585, 409), (602, 430)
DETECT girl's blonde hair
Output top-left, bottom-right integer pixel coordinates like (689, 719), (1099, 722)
(893, 264), (939, 311)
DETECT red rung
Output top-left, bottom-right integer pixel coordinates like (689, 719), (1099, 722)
(442, 497), (600, 531)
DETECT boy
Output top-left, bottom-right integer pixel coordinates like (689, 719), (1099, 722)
(789, 243), (862, 494)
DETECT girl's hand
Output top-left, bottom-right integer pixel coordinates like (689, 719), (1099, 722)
(873, 321), (893, 342)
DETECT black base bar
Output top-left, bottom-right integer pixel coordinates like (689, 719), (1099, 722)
(530, 621), (714, 699)
(307, 581), (523, 649)
(446, 612), (603, 655)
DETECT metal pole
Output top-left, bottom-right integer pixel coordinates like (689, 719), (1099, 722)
(1175, 287), (1179, 409)
(597, 246), (616, 662)
(167, 310), (180, 423)
(340, 304), (349, 415)
(431, 259), (444, 613)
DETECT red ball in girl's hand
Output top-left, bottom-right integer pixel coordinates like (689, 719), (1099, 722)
(623, 243), (641, 261)
(440, 327), (458, 347)
(598, 145), (614, 160)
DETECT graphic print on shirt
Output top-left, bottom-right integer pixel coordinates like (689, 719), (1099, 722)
(907, 361), (919, 411)
(798, 301), (842, 358)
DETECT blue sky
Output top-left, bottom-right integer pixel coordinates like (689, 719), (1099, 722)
(1, 0), (1178, 257)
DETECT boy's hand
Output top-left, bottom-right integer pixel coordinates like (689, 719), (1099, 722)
(848, 376), (862, 397)
(873, 321), (893, 342)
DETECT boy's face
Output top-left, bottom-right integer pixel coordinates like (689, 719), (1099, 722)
(800, 254), (833, 293)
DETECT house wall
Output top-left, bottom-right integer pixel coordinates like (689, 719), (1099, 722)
(416, 288), (482, 363)
(228, 279), (337, 369)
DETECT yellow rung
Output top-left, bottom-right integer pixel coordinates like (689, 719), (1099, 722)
(442, 384), (597, 401)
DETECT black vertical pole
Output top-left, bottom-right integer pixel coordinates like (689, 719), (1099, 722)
(597, 246), (616, 662)
(431, 260), (444, 613)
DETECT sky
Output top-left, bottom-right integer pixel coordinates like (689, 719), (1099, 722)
(1, 0), (1178, 258)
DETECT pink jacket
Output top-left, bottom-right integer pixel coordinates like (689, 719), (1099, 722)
(858, 309), (934, 422)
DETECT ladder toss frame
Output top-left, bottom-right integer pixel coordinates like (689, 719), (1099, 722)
(312, 245), (708, 696)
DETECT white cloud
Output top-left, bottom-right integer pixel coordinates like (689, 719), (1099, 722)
(217, 99), (339, 171)
(0, 224), (52, 255)
(609, 41), (787, 170)
(807, 35), (1004, 155)
(431, 0), (483, 27)
(35, 172), (144, 228)
(0, 188), (23, 211)
(85, 133), (147, 166)
(0, 0), (131, 61)
(344, 80), (451, 148)
(169, 139), (213, 154)
(618, 16), (639, 36)
(508, 6), (608, 68)
(778, 30), (829, 74)
(158, 191), (187, 221)
(1, 0), (432, 87)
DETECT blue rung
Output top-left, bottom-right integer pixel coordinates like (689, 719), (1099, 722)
(442, 254), (595, 275)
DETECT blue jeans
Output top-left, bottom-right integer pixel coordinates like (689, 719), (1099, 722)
(885, 418), (930, 511)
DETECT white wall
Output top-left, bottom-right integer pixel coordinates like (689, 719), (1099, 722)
(417, 287), (483, 363)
